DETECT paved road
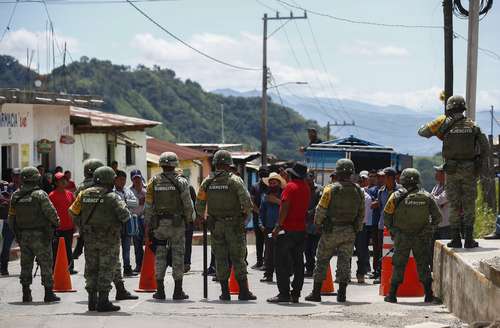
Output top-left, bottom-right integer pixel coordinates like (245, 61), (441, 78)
(0, 246), (465, 328)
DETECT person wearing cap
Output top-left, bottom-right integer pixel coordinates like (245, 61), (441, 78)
(0, 168), (21, 276)
(373, 167), (401, 284)
(258, 172), (286, 282)
(354, 170), (373, 283)
(267, 162), (311, 303)
(249, 167), (270, 270)
(49, 172), (77, 274)
(304, 171), (323, 277)
(128, 169), (146, 274)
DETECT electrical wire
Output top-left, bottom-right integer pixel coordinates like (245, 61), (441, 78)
(0, 1), (18, 45)
(0, 0), (180, 4)
(126, 0), (260, 71)
(453, 32), (500, 61)
(274, 0), (443, 30)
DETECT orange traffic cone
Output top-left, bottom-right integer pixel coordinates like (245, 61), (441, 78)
(52, 237), (76, 292)
(320, 264), (335, 295)
(135, 241), (157, 292)
(379, 228), (424, 297)
(229, 267), (240, 295)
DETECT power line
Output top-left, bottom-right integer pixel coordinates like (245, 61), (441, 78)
(126, 0), (259, 71)
(274, 0), (443, 30)
(454, 32), (500, 61)
(0, 0), (180, 4)
(0, 1), (18, 45)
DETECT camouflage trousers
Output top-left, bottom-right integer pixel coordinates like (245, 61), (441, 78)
(391, 231), (432, 286)
(313, 226), (356, 284)
(18, 230), (53, 287)
(154, 219), (185, 281)
(445, 164), (477, 228)
(84, 229), (120, 293)
(211, 218), (247, 281)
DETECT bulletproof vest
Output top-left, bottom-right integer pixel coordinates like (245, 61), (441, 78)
(326, 181), (362, 225)
(393, 190), (431, 232)
(14, 188), (46, 229)
(80, 187), (121, 229)
(206, 173), (241, 217)
(153, 173), (182, 214)
(442, 117), (477, 160)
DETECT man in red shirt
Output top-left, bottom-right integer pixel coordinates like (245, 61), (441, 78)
(64, 170), (76, 193)
(267, 163), (311, 303)
(49, 172), (77, 274)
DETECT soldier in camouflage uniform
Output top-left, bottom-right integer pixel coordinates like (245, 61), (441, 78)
(70, 166), (130, 312)
(8, 167), (61, 303)
(383, 168), (442, 303)
(196, 150), (256, 301)
(305, 159), (364, 303)
(74, 158), (137, 301)
(418, 95), (489, 248)
(145, 152), (194, 300)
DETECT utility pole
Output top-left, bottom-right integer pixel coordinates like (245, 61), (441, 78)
(326, 121), (330, 141)
(443, 0), (454, 107)
(465, 0), (480, 120)
(490, 105), (494, 137)
(221, 104), (225, 144)
(261, 11), (307, 165)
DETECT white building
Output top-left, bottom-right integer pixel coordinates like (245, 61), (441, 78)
(0, 96), (160, 185)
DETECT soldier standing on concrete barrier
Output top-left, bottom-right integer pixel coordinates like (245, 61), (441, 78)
(305, 159), (364, 303)
(145, 152), (194, 300)
(74, 158), (138, 301)
(8, 167), (61, 303)
(418, 95), (489, 248)
(70, 166), (130, 312)
(383, 168), (442, 304)
(195, 150), (256, 301)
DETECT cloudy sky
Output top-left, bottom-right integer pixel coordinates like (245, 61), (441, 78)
(0, 0), (499, 111)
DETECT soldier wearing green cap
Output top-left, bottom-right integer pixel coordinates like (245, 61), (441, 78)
(70, 166), (130, 312)
(8, 166), (61, 303)
(145, 152), (194, 301)
(383, 168), (442, 304)
(305, 159), (365, 303)
(195, 150), (256, 301)
(418, 95), (489, 248)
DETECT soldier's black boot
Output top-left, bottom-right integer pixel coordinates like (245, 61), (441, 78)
(22, 285), (32, 303)
(88, 290), (98, 311)
(337, 283), (348, 303)
(44, 287), (61, 303)
(237, 278), (257, 301)
(384, 283), (399, 303)
(153, 280), (166, 300)
(305, 282), (322, 302)
(424, 281), (434, 303)
(173, 279), (189, 300)
(115, 281), (139, 300)
(219, 281), (230, 301)
(97, 291), (120, 312)
(464, 226), (479, 249)
(447, 227), (463, 248)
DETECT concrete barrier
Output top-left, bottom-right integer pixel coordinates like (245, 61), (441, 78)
(433, 239), (500, 324)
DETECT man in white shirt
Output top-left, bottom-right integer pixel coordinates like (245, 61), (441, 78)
(354, 171), (372, 283)
(431, 165), (450, 240)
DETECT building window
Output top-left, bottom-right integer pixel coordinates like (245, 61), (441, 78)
(126, 141), (135, 166)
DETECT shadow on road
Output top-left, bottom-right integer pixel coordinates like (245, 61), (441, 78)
(9, 301), (55, 306)
(146, 299), (196, 304)
(73, 311), (132, 317)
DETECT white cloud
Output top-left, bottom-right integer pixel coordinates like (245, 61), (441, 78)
(0, 28), (79, 72)
(130, 32), (339, 92)
(340, 41), (410, 58)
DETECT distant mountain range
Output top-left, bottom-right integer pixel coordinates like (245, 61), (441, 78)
(213, 89), (498, 156)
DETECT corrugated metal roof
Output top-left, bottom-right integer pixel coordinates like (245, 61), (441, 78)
(147, 138), (209, 161)
(70, 107), (161, 128)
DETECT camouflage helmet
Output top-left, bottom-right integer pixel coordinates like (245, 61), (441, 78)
(93, 166), (117, 186)
(446, 95), (466, 114)
(159, 152), (179, 167)
(400, 168), (421, 187)
(21, 166), (41, 183)
(212, 150), (233, 166)
(83, 158), (104, 178)
(335, 159), (355, 175)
